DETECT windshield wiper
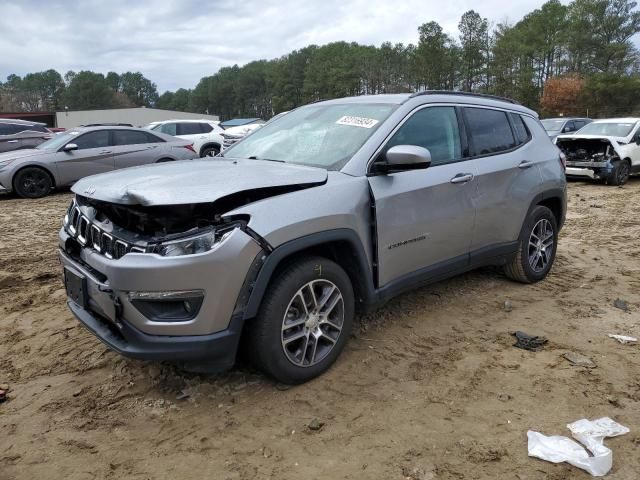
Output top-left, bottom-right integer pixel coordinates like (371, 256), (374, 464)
(248, 156), (285, 163)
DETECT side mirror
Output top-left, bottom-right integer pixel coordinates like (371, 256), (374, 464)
(63, 143), (78, 152)
(374, 145), (431, 174)
(635, 135), (640, 145)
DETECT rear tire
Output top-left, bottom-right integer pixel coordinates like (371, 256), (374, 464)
(246, 256), (354, 384)
(504, 205), (558, 283)
(13, 167), (52, 198)
(155, 158), (173, 163)
(608, 159), (630, 186)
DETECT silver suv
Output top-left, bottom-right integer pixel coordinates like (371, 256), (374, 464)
(59, 92), (566, 384)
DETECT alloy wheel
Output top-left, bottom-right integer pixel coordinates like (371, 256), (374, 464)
(20, 171), (49, 197)
(618, 163), (630, 184)
(528, 218), (554, 273)
(281, 279), (344, 367)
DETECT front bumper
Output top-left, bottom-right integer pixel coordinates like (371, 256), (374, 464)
(566, 166), (596, 179)
(59, 225), (264, 366)
(67, 299), (242, 369)
(565, 160), (613, 180)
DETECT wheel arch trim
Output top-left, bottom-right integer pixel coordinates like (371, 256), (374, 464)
(242, 228), (375, 320)
(12, 163), (57, 190)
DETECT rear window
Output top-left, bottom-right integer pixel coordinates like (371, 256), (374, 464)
(465, 108), (516, 155)
(113, 130), (153, 146)
(177, 123), (202, 135)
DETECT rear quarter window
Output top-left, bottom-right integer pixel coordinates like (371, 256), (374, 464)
(510, 113), (531, 145)
(177, 123), (202, 135)
(113, 130), (153, 146)
(465, 108), (516, 156)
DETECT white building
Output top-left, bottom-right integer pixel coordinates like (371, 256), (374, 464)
(55, 107), (219, 129)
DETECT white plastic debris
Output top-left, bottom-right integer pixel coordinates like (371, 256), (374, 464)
(527, 417), (629, 477)
(608, 334), (638, 344)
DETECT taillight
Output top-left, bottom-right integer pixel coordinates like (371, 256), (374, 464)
(183, 144), (196, 153)
(559, 152), (567, 171)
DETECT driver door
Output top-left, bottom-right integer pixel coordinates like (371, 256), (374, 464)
(368, 106), (478, 287)
(54, 130), (115, 186)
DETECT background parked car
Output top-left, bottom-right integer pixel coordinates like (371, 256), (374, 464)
(541, 117), (592, 140)
(555, 117), (640, 186)
(0, 126), (197, 198)
(145, 119), (224, 157)
(220, 114), (289, 152)
(0, 119), (53, 153)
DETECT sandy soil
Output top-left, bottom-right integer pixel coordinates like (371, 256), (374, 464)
(1, 180), (640, 480)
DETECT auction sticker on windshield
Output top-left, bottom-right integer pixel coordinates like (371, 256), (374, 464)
(336, 116), (379, 128)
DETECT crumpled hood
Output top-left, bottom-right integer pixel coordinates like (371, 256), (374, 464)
(0, 148), (46, 162)
(72, 158), (328, 206)
(556, 134), (627, 144)
(555, 134), (626, 156)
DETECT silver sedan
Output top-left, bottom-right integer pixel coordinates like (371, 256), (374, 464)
(0, 126), (198, 198)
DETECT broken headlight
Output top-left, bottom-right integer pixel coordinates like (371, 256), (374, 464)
(150, 227), (236, 257)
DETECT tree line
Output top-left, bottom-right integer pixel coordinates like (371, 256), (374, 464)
(0, 70), (158, 112)
(2, 0), (640, 119)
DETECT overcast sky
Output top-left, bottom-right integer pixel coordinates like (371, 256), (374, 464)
(0, 0), (563, 93)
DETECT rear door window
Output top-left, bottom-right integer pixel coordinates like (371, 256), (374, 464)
(177, 123), (202, 135)
(464, 108), (516, 156)
(0, 123), (28, 135)
(113, 130), (152, 146)
(72, 131), (111, 150)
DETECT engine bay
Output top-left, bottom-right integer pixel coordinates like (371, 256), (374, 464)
(555, 138), (620, 163)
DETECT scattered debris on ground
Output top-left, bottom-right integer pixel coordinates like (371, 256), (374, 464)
(513, 331), (548, 351)
(528, 417), (629, 477)
(563, 352), (596, 368)
(613, 298), (629, 311)
(307, 418), (325, 431)
(608, 334), (638, 345)
(0, 383), (8, 403)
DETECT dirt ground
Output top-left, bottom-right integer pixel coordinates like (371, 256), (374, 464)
(1, 179), (640, 480)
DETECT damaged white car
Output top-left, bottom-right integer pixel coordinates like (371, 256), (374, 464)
(555, 118), (640, 186)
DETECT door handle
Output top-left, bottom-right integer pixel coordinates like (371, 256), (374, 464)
(7, 140), (18, 143)
(518, 160), (535, 169)
(450, 173), (474, 184)
(99, 150), (112, 154)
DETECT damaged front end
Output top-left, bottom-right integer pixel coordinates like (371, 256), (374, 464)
(61, 192), (274, 261)
(555, 137), (621, 181)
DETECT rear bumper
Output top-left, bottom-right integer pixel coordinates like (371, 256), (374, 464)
(68, 299), (242, 369)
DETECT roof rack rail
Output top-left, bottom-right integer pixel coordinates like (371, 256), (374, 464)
(409, 90), (520, 105)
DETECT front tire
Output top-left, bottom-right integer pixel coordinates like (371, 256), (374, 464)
(247, 256), (354, 384)
(201, 146), (220, 158)
(504, 205), (558, 283)
(13, 167), (52, 198)
(608, 159), (630, 186)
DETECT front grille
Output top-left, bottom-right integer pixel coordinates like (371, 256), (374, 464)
(64, 200), (145, 260)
